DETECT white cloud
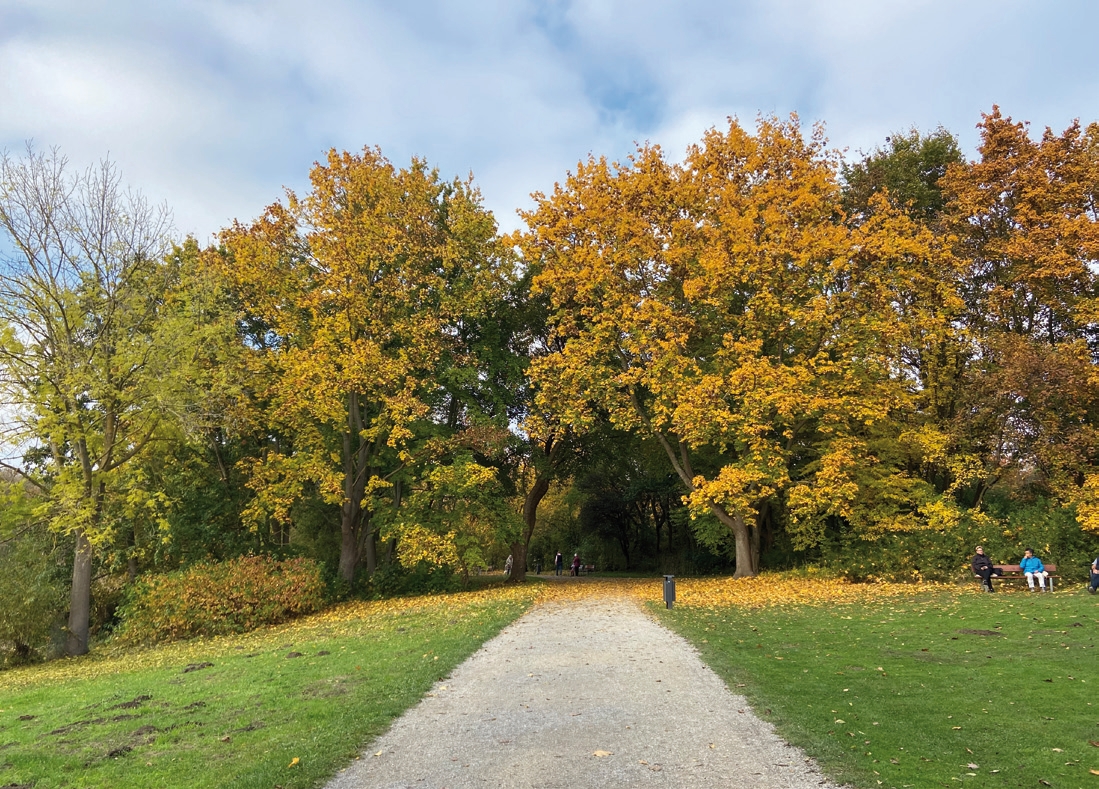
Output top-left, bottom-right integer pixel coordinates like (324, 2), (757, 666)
(2, 0), (1097, 239)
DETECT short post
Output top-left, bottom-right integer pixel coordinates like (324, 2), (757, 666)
(663, 575), (676, 609)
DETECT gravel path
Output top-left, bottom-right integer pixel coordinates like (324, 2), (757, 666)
(326, 594), (841, 789)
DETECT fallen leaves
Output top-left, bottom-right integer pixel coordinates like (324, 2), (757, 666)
(593, 750), (612, 757)
(0, 574), (970, 696)
(659, 575), (957, 611)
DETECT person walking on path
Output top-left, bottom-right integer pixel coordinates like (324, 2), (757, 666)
(504, 554), (513, 577)
(1019, 548), (1049, 592)
(554, 551), (563, 576)
(972, 546), (1001, 592)
(571, 553), (581, 576)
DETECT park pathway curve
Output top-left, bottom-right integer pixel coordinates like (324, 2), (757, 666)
(326, 594), (841, 789)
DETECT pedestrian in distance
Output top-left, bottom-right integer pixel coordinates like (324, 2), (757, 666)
(571, 553), (581, 577)
(1090, 556), (1099, 594)
(504, 554), (513, 577)
(971, 546), (1002, 593)
(555, 551), (563, 576)
(1019, 548), (1049, 592)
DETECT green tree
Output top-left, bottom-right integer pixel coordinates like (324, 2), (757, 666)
(842, 127), (964, 222)
(0, 148), (179, 655)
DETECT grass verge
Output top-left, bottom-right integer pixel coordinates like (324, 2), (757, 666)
(0, 586), (536, 789)
(657, 584), (1099, 788)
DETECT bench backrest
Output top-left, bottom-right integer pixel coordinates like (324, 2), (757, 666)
(994, 564), (1057, 572)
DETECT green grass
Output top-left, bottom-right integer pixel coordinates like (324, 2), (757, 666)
(658, 587), (1099, 788)
(0, 590), (534, 788)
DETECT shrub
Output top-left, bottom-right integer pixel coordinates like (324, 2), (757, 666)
(116, 555), (326, 644)
(369, 560), (460, 597)
(817, 498), (1099, 583)
(0, 528), (68, 664)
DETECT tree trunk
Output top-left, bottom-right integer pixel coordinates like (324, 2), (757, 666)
(710, 502), (756, 578)
(508, 541), (526, 583)
(751, 500), (766, 575)
(338, 508), (359, 584)
(511, 474), (552, 583)
(66, 528), (93, 656)
(364, 522), (378, 576)
(646, 423), (757, 578)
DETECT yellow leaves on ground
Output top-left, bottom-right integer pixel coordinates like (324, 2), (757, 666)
(670, 575), (951, 611)
(0, 575), (944, 693)
(0, 584), (537, 693)
(528, 574), (946, 612)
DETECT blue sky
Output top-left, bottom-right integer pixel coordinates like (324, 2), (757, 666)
(2, 0), (1096, 239)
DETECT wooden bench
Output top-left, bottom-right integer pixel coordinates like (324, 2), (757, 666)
(976, 564), (1058, 591)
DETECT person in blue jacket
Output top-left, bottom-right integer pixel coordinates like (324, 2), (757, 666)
(1089, 556), (1099, 594)
(1019, 548), (1049, 592)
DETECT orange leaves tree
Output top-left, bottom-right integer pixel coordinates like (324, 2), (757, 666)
(938, 109), (1099, 515)
(520, 117), (940, 576)
(217, 149), (508, 583)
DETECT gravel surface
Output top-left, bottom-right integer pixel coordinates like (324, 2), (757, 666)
(326, 594), (842, 789)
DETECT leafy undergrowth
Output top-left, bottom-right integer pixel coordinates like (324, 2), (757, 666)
(0, 585), (538, 789)
(658, 582), (1099, 789)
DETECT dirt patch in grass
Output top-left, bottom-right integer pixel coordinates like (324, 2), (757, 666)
(108, 694), (153, 710)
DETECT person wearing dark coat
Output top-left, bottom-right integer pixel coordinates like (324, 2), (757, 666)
(971, 546), (1002, 592)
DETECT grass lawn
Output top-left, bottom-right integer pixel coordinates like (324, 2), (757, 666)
(0, 586), (536, 789)
(657, 583), (1099, 788)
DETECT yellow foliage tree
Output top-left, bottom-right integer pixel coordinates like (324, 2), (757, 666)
(216, 149), (504, 581)
(521, 117), (943, 576)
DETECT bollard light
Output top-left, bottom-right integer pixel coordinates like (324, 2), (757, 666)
(663, 575), (676, 609)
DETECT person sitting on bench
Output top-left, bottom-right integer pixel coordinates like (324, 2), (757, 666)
(1019, 548), (1049, 592)
(972, 546), (1002, 593)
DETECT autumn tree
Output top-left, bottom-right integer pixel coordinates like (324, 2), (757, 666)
(0, 148), (177, 655)
(522, 117), (941, 576)
(217, 148), (506, 583)
(939, 109), (1099, 517)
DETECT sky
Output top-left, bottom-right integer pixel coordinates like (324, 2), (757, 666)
(2, 0), (1097, 240)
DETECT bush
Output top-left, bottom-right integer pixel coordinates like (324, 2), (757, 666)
(116, 555), (326, 644)
(818, 498), (1099, 584)
(369, 560), (460, 597)
(0, 528), (68, 664)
